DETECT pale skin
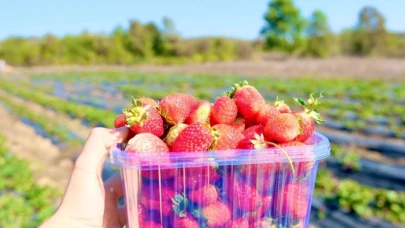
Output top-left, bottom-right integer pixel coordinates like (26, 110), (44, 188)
(40, 127), (129, 228)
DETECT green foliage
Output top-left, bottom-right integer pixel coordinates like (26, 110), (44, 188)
(0, 17), (252, 66)
(304, 10), (335, 58)
(351, 6), (389, 56)
(261, 0), (306, 53)
(0, 134), (60, 227)
(315, 169), (405, 224)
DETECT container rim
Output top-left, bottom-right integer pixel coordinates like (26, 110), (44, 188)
(110, 131), (330, 170)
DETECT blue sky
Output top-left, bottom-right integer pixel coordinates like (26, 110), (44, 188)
(1, 0), (404, 40)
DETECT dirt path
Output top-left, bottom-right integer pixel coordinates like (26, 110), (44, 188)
(0, 105), (72, 191)
(15, 56), (405, 81)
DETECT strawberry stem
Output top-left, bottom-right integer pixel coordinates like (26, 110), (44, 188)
(293, 92), (325, 124)
(226, 80), (249, 98)
(265, 141), (295, 174)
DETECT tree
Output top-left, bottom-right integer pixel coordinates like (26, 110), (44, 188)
(352, 6), (388, 56)
(260, 0), (306, 53)
(144, 22), (166, 55)
(127, 20), (154, 59)
(305, 10), (334, 57)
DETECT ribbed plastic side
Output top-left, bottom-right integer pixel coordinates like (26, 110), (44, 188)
(120, 160), (322, 228)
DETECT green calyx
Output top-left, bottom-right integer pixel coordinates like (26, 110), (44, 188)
(294, 92), (325, 124)
(273, 96), (285, 108)
(122, 97), (150, 127)
(226, 80), (249, 98)
(251, 133), (295, 174)
(209, 124), (220, 150)
(172, 193), (189, 218)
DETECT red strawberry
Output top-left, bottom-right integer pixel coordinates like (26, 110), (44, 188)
(197, 201), (231, 227)
(245, 195), (272, 222)
(188, 184), (218, 206)
(139, 97), (159, 109)
(125, 133), (174, 179)
(255, 103), (280, 125)
(227, 176), (261, 211)
(113, 114), (136, 140)
(123, 98), (164, 137)
(172, 213), (199, 228)
(274, 98), (291, 113)
(227, 217), (249, 228)
(211, 96), (238, 125)
(164, 123), (188, 147)
(212, 124), (244, 151)
(160, 93), (197, 124)
(237, 125), (265, 149)
(172, 122), (214, 152)
(227, 81), (265, 118)
(264, 113), (301, 143)
(175, 165), (220, 190)
(230, 117), (246, 133)
(185, 100), (211, 124)
(140, 182), (176, 216)
(293, 93), (324, 142)
(274, 182), (309, 219)
(245, 115), (258, 128)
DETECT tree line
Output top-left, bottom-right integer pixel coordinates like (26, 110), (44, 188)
(1, 0), (405, 66)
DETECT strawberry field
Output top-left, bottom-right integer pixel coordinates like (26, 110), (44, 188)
(0, 71), (404, 227)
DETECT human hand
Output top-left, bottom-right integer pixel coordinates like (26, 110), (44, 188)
(40, 127), (129, 228)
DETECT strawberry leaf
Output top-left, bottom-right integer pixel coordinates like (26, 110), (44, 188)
(172, 193), (189, 217)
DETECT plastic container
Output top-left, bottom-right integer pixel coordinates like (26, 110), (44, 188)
(110, 132), (330, 228)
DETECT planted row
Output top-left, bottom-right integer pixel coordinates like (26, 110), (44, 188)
(0, 134), (60, 227)
(0, 92), (82, 146)
(0, 79), (117, 127)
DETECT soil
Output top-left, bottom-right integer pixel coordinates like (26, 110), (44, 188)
(14, 56), (405, 81)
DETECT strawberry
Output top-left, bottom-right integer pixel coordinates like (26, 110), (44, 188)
(274, 182), (309, 219)
(194, 201), (231, 227)
(274, 98), (291, 113)
(188, 184), (219, 206)
(255, 103), (280, 125)
(245, 114), (258, 128)
(164, 123), (188, 147)
(227, 80), (265, 118)
(293, 93), (324, 142)
(125, 133), (174, 179)
(226, 176), (261, 211)
(211, 96), (238, 125)
(140, 182), (176, 216)
(172, 122), (214, 152)
(139, 97), (159, 109)
(185, 100), (212, 124)
(244, 195), (272, 222)
(159, 93), (197, 125)
(263, 113), (301, 143)
(172, 212), (199, 228)
(237, 125), (264, 149)
(230, 117), (246, 133)
(123, 98), (164, 137)
(228, 217), (249, 228)
(212, 124), (244, 151)
(113, 114), (135, 140)
(175, 165), (220, 190)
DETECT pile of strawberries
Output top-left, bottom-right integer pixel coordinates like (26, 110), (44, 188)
(114, 80), (324, 228)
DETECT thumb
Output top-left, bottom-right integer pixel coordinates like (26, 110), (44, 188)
(75, 127), (128, 173)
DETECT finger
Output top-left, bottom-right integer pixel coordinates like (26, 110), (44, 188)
(104, 173), (123, 200)
(75, 127), (128, 172)
(118, 205), (127, 227)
